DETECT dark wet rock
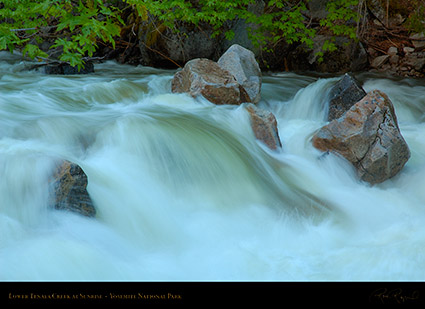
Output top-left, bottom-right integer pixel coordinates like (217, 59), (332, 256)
(50, 160), (96, 217)
(245, 103), (281, 150)
(43, 62), (95, 75)
(137, 21), (219, 68)
(217, 1), (265, 58)
(310, 35), (369, 73)
(312, 90), (410, 184)
(306, 0), (329, 21)
(327, 73), (367, 121)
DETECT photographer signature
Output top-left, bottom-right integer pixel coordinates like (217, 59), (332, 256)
(370, 288), (420, 304)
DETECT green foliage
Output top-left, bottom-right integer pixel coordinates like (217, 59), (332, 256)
(316, 0), (360, 62)
(0, 27), (24, 53)
(124, 0), (316, 51)
(124, 0), (364, 60)
(250, 1), (316, 49)
(406, 0), (425, 33)
(321, 0), (359, 39)
(0, 0), (122, 70)
(2, 0), (424, 70)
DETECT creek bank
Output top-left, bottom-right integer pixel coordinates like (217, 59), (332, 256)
(102, 0), (424, 79)
(13, 0), (424, 78)
(108, 1), (369, 75)
(356, 0), (425, 78)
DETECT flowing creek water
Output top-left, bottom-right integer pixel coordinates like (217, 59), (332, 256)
(1, 52), (425, 281)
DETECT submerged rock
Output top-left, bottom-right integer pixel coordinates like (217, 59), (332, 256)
(218, 44), (262, 104)
(171, 58), (250, 105)
(312, 90), (410, 184)
(327, 73), (367, 121)
(245, 103), (282, 150)
(50, 160), (96, 217)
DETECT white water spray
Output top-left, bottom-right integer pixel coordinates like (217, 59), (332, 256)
(1, 54), (425, 281)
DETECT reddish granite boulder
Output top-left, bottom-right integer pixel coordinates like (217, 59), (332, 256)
(312, 90), (410, 184)
(245, 103), (282, 150)
(171, 58), (250, 105)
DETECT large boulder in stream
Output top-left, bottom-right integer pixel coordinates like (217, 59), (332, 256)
(171, 44), (262, 105)
(50, 160), (96, 217)
(327, 73), (367, 121)
(217, 44), (262, 104)
(171, 58), (251, 105)
(312, 90), (410, 184)
(245, 103), (282, 150)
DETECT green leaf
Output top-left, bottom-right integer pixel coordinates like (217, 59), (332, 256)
(60, 52), (83, 68)
(22, 44), (49, 59)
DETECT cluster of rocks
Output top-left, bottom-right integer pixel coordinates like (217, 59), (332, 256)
(171, 44), (262, 105)
(359, 0), (425, 77)
(172, 45), (411, 184)
(45, 46), (411, 218)
(369, 38), (425, 77)
(47, 43), (281, 218)
(172, 44), (282, 151)
(312, 74), (410, 184)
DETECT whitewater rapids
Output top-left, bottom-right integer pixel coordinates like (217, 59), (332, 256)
(1, 52), (425, 281)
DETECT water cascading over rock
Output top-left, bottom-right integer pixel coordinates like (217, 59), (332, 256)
(171, 44), (281, 150)
(312, 90), (410, 184)
(50, 160), (96, 217)
(245, 103), (282, 150)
